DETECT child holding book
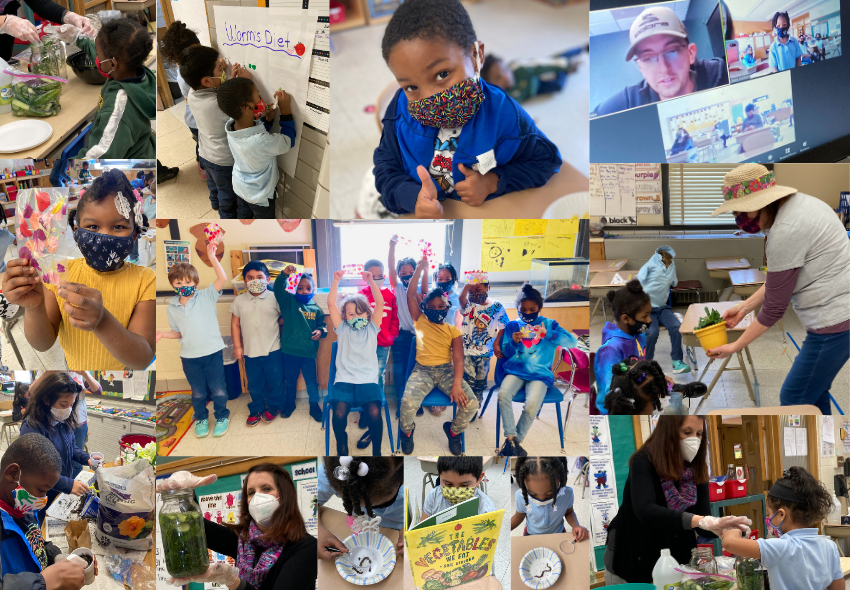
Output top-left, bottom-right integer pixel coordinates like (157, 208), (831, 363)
(327, 270), (384, 456)
(2, 171), (155, 369)
(374, 0), (561, 217)
(511, 457), (588, 539)
(421, 456), (494, 519)
(231, 261), (285, 427)
(157, 244), (230, 438)
(274, 266), (326, 422)
(459, 275), (508, 409)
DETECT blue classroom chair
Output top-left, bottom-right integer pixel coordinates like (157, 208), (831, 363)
(324, 341), (395, 455)
(62, 123), (92, 159)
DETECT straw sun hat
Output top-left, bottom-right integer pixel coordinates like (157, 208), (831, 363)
(711, 163), (797, 217)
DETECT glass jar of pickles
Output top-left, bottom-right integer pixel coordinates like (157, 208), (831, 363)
(689, 546), (718, 574)
(159, 489), (210, 578)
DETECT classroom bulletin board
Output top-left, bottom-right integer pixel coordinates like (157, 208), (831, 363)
(480, 219), (579, 273)
(589, 163), (664, 226)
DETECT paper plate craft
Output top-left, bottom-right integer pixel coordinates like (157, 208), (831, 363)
(15, 188), (69, 285)
(204, 223), (225, 245)
(335, 532), (396, 586)
(464, 270), (488, 284)
(519, 548), (561, 589)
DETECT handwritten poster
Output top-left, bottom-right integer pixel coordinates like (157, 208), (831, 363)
(514, 219), (547, 236)
(482, 219), (515, 238)
(298, 479), (318, 536)
(542, 235), (576, 258)
(589, 164), (605, 216)
(591, 163), (663, 221)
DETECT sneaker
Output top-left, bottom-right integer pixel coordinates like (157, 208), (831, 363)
(262, 411), (276, 423)
(416, 407), (424, 416)
(195, 419), (209, 437)
(280, 404), (296, 418)
(357, 411), (368, 429)
(672, 360), (691, 374)
(356, 431), (372, 450)
(160, 166), (179, 183)
(672, 381), (708, 398)
(246, 415), (261, 427)
(309, 403), (322, 423)
(400, 424), (415, 455)
(213, 418), (229, 437)
(443, 422), (462, 456)
(197, 161), (207, 181)
(499, 438), (528, 457)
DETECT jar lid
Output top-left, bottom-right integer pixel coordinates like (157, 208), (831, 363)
(159, 488), (196, 498)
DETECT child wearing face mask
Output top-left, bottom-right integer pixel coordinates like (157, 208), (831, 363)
(424, 263), (461, 328)
(158, 245), (230, 438)
(0, 433), (91, 590)
(388, 238), (419, 415)
(374, 0), (562, 218)
(2, 171), (155, 370)
(231, 261), (286, 428)
(497, 284), (577, 457)
(274, 266), (326, 422)
(721, 466), (842, 590)
(421, 456), (494, 520)
(20, 373), (102, 514)
(327, 270), (385, 456)
(459, 274), (508, 410)
(399, 257), (477, 456)
(511, 457), (588, 539)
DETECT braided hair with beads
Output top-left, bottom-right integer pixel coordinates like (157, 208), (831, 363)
(322, 457), (404, 518)
(515, 457), (569, 508)
(604, 359), (668, 415)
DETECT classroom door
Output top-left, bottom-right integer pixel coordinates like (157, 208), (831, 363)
(718, 422), (749, 520)
(740, 416), (765, 533)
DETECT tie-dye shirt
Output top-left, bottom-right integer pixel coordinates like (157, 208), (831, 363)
(500, 317), (577, 386)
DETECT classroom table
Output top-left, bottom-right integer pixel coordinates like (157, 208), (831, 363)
(706, 257), (751, 300)
(320, 507), (402, 590)
(0, 75), (103, 158)
(589, 270), (636, 321)
(510, 532), (588, 590)
(707, 405), (821, 415)
(728, 268), (765, 297)
(842, 557), (850, 578)
(588, 259), (627, 273)
(679, 301), (760, 412)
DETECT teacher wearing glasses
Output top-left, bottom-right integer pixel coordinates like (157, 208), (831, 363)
(594, 6), (729, 116)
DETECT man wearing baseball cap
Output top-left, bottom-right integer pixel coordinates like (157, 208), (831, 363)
(706, 163), (850, 414)
(595, 5), (729, 116)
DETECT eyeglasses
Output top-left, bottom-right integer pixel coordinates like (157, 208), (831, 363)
(634, 45), (688, 66)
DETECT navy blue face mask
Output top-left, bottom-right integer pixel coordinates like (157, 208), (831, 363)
(436, 280), (455, 293)
(294, 293), (314, 304)
(519, 310), (540, 323)
(74, 228), (135, 272)
(399, 274), (413, 288)
(420, 302), (449, 324)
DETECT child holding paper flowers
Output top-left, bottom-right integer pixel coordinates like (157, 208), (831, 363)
(1, 170), (155, 369)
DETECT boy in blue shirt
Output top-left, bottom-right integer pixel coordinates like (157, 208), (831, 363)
(374, 0), (562, 218)
(422, 456), (495, 519)
(157, 243), (230, 438)
(511, 457), (588, 539)
(636, 245), (690, 374)
(218, 78), (296, 219)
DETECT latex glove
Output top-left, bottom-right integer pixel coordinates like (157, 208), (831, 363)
(156, 470), (217, 493)
(51, 23), (82, 44)
(170, 563), (240, 588)
(62, 12), (96, 38)
(698, 515), (752, 533)
(0, 15), (40, 44)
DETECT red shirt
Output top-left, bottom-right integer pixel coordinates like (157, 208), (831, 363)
(359, 286), (399, 347)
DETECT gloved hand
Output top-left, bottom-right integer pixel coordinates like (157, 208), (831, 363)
(698, 515), (752, 534)
(156, 471), (217, 493)
(62, 12), (96, 38)
(0, 15), (41, 44)
(51, 23), (82, 44)
(170, 563), (240, 588)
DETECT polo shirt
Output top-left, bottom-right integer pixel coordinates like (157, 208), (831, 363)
(769, 37), (803, 71)
(757, 528), (842, 590)
(230, 289), (281, 358)
(167, 284), (226, 358)
(515, 486), (575, 535)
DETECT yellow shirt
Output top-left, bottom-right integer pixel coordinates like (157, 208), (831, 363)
(44, 258), (155, 370)
(414, 316), (462, 366)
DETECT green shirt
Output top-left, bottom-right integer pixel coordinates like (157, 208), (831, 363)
(272, 272), (327, 358)
(506, 59), (570, 103)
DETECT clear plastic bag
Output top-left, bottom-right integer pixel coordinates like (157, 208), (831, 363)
(676, 567), (736, 590)
(15, 188), (70, 284)
(103, 551), (154, 590)
(10, 77), (63, 117)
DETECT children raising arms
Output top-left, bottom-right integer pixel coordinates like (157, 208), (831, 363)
(2, 170), (155, 369)
(399, 257), (478, 456)
(511, 457), (588, 539)
(327, 269), (385, 456)
(721, 466), (843, 590)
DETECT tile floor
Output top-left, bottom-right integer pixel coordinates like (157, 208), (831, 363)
(329, 0), (590, 218)
(590, 296), (850, 414)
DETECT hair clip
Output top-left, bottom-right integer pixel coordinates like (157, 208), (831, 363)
(633, 372), (648, 384)
(132, 201), (144, 227)
(617, 362), (628, 372)
(114, 191), (131, 221)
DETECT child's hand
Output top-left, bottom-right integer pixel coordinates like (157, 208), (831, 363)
(264, 102), (275, 121)
(455, 164), (497, 207)
(361, 271), (373, 283)
(311, 329), (322, 340)
(493, 341), (504, 359)
(278, 317), (284, 326)
(156, 331), (163, 343)
(665, 375), (675, 388)
(450, 383), (468, 408)
(206, 241), (219, 261)
(538, 325), (547, 339)
(415, 256), (428, 271)
(318, 528), (348, 560)
(57, 281), (105, 332)
(395, 530), (405, 556)
(333, 270), (345, 281)
(390, 235), (399, 245)
(1, 259), (44, 308)
(233, 346), (244, 361)
(415, 166), (443, 219)
(284, 265), (297, 276)
(572, 526), (590, 542)
(233, 62), (252, 79)
(274, 89), (291, 115)
(512, 331), (523, 343)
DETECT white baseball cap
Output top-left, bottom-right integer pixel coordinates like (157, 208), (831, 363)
(626, 6), (688, 62)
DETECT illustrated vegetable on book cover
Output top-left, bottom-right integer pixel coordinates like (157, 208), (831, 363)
(404, 488), (504, 590)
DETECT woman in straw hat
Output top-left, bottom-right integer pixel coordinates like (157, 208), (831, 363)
(707, 163), (850, 414)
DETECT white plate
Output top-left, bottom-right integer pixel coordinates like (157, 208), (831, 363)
(0, 120), (53, 153)
(542, 192), (589, 219)
(335, 532), (396, 586)
(519, 547), (562, 589)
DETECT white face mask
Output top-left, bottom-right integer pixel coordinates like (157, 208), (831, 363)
(680, 436), (701, 463)
(248, 492), (279, 527)
(50, 406), (72, 421)
(528, 496), (554, 507)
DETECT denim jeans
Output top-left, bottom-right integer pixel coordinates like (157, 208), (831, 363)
(497, 375), (549, 442)
(781, 329), (850, 415)
(645, 305), (683, 362)
(245, 349), (286, 416)
(282, 352), (320, 404)
(377, 345), (390, 392)
(49, 158), (72, 187)
(198, 157), (250, 219)
(71, 422), (88, 477)
(182, 350), (230, 421)
(189, 127), (200, 162)
(242, 190), (275, 219)
(392, 330), (415, 399)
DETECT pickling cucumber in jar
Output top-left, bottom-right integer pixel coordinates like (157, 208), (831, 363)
(159, 490), (210, 578)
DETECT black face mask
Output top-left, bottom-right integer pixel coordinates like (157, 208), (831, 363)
(436, 280), (455, 294)
(399, 274), (413, 288)
(626, 317), (650, 336)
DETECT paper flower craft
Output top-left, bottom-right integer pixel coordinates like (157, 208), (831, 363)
(393, 235), (437, 269)
(464, 270), (489, 284)
(286, 271), (303, 294)
(16, 188), (69, 284)
(204, 222), (225, 245)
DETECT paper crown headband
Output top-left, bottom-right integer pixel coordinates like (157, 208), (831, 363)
(464, 270), (489, 284)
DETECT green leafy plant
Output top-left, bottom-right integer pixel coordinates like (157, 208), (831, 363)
(417, 529), (446, 548)
(472, 519), (497, 533)
(697, 307), (724, 330)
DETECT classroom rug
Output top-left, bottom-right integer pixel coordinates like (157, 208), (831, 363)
(156, 391), (194, 456)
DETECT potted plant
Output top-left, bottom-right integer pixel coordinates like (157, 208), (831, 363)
(694, 307), (728, 350)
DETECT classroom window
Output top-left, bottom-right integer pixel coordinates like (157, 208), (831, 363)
(338, 222), (450, 280)
(668, 164), (738, 226)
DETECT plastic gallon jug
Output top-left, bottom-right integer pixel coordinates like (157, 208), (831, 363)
(652, 548), (683, 590)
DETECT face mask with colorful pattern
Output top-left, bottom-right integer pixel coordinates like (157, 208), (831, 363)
(175, 285), (196, 297)
(441, 485), (475, 505)
(246, 279), (267, 294)
(347, 317), (369, 330)
(13, 475), (48, 513)
(469, 291), (488, 305)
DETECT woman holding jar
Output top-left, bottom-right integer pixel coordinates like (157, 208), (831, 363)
(603, 416), (751, 585)
(0, 6), (94, 61)
(156, 464), (317, 590)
